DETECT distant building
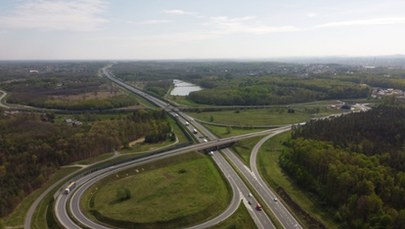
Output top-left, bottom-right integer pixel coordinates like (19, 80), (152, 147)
(65, 118), (82, 126)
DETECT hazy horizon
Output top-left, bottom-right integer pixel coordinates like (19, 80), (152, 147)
(1, 0), (405, 60)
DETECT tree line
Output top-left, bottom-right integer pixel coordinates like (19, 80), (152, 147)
(281, 106), (405, 228)
(0, 109), (172, 217)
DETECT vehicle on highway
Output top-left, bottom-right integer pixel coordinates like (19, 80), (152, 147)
(193, 128), (198, 134)
(273, 197), (278, 202)
(256, 203), (262, 211)
(203, 138), (208, 142)
(64, 181), (76, 194)
(185, 121), (189, 126)
(208, 151), (214, 156)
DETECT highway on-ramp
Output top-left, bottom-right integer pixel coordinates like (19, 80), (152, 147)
(53, 67), (276, 228)
(52, 65), (299, 229)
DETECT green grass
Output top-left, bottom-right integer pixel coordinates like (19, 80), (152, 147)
(81, 152), (230, 228)
(258, 131), (339, 229)
(188, 104), (339, 126)
(168, 117), (189, 144)
(4, 166), (80, 228)
(76, 152), (114, 165)
(231, 136), (263, 165)
(167, 95), (202, 107)
(212, 203), (257, 229)
(203, 124), (263, 138)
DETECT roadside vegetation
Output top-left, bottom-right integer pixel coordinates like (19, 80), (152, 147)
(283, 105), (405, 228)
(81, 152), (231, 228)
(258, 132), (338, 228)
(3, 166), (80, 228)
(187, 104), (339, 127)
(0, 62), (140, 110)
(232, 136), (263, 165)
(213, 204), (256, 229)
(0, 109), (174, 218)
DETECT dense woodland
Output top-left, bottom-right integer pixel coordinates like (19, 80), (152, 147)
(0, 62), (138, 110)
(281, 106), (405, 228)
(189, 77), (369, 105)
(0, 110), (172, 217)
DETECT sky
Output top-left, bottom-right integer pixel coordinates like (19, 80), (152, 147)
(1, 0), (405, 60)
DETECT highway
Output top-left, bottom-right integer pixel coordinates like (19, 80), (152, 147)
(102, 67), (278, 228)
(185, 113), (302, 229)
(53, 131), (279, 228)
(52, 66), (276, 229)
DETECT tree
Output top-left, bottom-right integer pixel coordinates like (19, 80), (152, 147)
(116, 187), (131, 202)
(226, 126), (232, 134)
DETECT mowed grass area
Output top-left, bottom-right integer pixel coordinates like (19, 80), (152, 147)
(213, 204), (256, 229)
(203, 124), (263, 138)
(167, 95), (203, 107)
(258, 131), (339, 229)
(231, 136), (263, 165)
(81, 152), (231, 228)
(4, 166), (80, 228)
(188, 102), (341, 126)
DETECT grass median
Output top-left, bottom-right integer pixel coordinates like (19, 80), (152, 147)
(258, 131), (339, 229)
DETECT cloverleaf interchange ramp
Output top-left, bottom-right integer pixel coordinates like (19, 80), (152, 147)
(49, 65), (302, 229)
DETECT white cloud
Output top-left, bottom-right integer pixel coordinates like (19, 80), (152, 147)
(315, 17), (405, 28)
(162, 9), (196, 16)
(0, 0), (108, 31)
(306, 12), (318, 18)
(137, 19), (171, 25)
(207, 16), (300, 35)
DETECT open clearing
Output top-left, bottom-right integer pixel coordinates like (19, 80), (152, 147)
(81, 152), (230, 228)
(188, 103), (340, 126)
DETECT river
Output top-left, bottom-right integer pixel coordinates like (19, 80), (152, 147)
(170, 79), (202, 96)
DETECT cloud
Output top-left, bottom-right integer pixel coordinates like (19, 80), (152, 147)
(315, 17), (405, 28)
(306, 12), (318, 18)
(207, 16), (300, 35)
(0, 0), (108, 31)
(137, 19), (171, 25)
(162, 9), (196, 16)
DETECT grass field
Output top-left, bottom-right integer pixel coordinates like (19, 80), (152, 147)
(231, 136), (263, 165)
(188, 104), (340, 126)
(167, 95), (203, 107)
(213, 204), (256, 229)
(203, 124), (263, 138)
(258, 131), (339, 229)
(81, 152), (231, 228)
(4, 166), (80, 228)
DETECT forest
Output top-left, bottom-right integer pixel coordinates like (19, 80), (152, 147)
(280, 106), (405, 228)
(188, 77), (369, 105)
(0, 109), (172, 217)
(0, 62), (138, 110)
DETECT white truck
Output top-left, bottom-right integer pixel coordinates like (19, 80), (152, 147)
(64, 181), (76, 194)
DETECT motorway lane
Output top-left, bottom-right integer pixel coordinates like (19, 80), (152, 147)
(247, 130), (302, 229)
(55, 134), (261, 228)
(223, 128), (303, 229)
(56, 66), (277, 228)
(102, 67), (274, 228)
(54, 66), (269, 228)
(183, 109), (302, 229)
